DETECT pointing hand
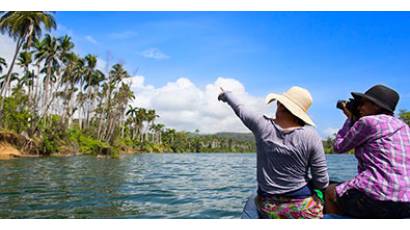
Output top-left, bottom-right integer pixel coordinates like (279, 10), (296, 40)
(218, 87), (227, 102)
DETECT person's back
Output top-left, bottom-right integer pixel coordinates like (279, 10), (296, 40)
(218, 86), (329, 218)
(254, 119), (328, 195)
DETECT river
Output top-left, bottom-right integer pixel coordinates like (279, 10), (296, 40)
(0, 153), (356, 218)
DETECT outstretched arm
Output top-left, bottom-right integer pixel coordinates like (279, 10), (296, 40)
(218, 89), (267, 135)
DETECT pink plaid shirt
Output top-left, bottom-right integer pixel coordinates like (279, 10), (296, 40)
(333, 115), (410, 202)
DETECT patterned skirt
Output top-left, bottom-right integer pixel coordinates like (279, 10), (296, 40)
(255, 195), (324, 219)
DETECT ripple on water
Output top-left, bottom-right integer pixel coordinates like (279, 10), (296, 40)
(0, 153), (356, 218)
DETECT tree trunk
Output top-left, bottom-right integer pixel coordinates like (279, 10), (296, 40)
(43, 65), (51, 116)
(67, 83), (75, 128)
(31, 79), (62, 133)
(106, 115), (116, 143)
(0, 37), (23, 126)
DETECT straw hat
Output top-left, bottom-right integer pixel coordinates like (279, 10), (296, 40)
(265, 86), (315, 126)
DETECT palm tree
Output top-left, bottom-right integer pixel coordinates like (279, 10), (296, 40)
(150, 123), (165, 144)
(0, 57), (7, 93)
(96, 81), (109, 138)
(145, 109), (159, 142)
(126, 105), (139, 140)
(83, 54), (104, 129)
(16, 51), (34, 107)
(56, 35), (76, 123)
(136, 107), (147, 142)
(58, 35), (74, 61)
(105, 82), (135, 143)
(0, 11), (56, 124)
(0, 56), (7, 74)
(100, 64), (130, 140)
(0, 72), (19, 95)
(76, 91), (87, 130)
(35, 34), (61, 114)
(60, 52), (80, 126)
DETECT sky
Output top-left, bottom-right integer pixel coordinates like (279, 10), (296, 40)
(1, 12), (410, 138)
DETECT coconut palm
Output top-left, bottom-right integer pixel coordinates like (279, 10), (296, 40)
(104, 82), (135, 142)
(0, 11), (56, 123)
(150, 123), (165, 144)
(99, 64), (130, 140)
(60, 52), (81, 126)
(57, 35), (75, 93)
(58, 35), (74, 62)
(34, 34), (61, 115)
(0, 72), (18, 93)
(144, 109), (159, 142)
(109, 64), (129, 83)
(16, 51), (35, 106)
(136, 107), (147, 142)
(0, 57), (7, 94)
(83, 54), (105, 129)
(76, 91), (87, 130)
(0, 56), (7, 74)
(126, 105), (139, 140)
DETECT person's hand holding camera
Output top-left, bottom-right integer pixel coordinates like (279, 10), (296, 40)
(336, 99), (357, 121)
(339, 101), (353, 120)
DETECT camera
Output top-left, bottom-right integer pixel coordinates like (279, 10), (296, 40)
(336, 98), (361, 123)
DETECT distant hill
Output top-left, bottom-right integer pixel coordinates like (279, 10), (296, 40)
(213, 132), (255, 142)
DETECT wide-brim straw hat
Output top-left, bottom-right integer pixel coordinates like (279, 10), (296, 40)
(265, 86), (315, 126)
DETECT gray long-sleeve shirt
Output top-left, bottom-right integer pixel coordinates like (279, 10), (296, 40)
(222, 91), (329, 195)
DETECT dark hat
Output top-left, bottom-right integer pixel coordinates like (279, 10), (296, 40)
(351, 84), (400, 113)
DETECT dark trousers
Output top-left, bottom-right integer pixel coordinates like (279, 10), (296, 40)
(338, 189), (410, 219)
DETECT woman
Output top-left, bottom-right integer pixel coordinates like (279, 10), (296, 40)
(325, 84), (410, 218)
(218, 86), (329, 219)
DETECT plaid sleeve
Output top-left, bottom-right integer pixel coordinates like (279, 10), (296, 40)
(333, 117), (375, 153)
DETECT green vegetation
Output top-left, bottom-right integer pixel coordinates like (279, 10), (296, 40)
(322, 137), (334, 154)
(0, 11), (255, 157)
(399, 110), (410, 126)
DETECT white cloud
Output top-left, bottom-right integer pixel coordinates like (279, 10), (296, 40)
(139, 48), (169, 60)
(85, 35), (98, 45)
(125, 76), (272, 133)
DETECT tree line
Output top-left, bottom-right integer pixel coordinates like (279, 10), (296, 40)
(0, 11), (255, 156)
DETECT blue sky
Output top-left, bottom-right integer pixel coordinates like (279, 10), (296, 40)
(2, 12), (410, 137)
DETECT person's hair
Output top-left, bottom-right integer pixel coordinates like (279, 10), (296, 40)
(279, 102), (306, 126)
(295, 116), (306, 126)
(368, 100), (394, 116)
(378, 108), (394, 116)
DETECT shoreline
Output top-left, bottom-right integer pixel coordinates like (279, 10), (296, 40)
(0, 129), (346, 160)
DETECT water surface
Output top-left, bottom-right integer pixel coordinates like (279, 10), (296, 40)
(0, 153), (356, 218)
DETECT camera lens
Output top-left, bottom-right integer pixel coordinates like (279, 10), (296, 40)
(336, 100), (346, 110)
